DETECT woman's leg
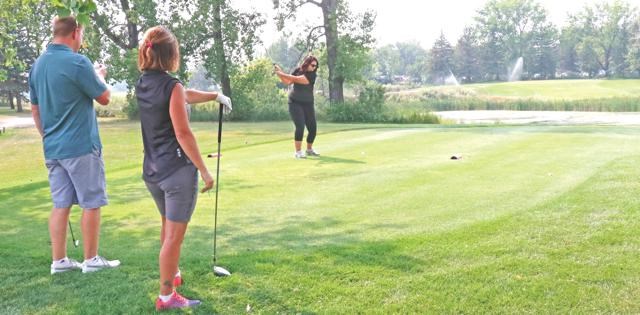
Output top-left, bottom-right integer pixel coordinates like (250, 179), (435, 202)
(160, 216), (166, 245)
(289, 102), (306, 152)
(303, 104), (317, 148)
(159, 220), (188, 295)
(152, 165), (198, 296)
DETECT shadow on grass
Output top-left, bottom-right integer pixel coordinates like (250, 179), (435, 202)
(308, 155), (366, 165)
(1, 210), (420, 314)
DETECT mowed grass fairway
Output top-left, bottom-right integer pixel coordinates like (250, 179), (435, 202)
(471, 79), (640, 100)
(1, 120), (640, 313)
(391, 79), (640, 100)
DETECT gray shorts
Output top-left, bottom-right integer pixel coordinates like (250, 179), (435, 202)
(45, 149), (108, 209)
(145, 164), (198, 222)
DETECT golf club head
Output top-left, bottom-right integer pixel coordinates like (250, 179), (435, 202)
(73, 240), (80, 247)
(213, 266), (231, 277)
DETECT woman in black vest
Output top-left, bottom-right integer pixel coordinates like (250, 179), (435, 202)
(135, 26), (232, 311)
(274, 56), (320, 159)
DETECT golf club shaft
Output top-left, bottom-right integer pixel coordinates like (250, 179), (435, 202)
(213, 103), (223, 263)
(68, 221), (78, 247)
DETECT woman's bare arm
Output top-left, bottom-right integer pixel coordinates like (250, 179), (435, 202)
(169, 83), (214, 193)
(185, 89), (218, 104)
(273, 64), (309, 85)
(276, 71), (309, 85)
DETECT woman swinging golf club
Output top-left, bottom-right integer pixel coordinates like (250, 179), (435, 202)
(135, 26), (232, 311)
(274, 55), (320, 159)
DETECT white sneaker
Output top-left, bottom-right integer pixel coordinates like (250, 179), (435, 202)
(294, 151), (307, 159)
(50, 258), (82, 274)
(305, 149), (320, 156)
(82, 256), (121, 273)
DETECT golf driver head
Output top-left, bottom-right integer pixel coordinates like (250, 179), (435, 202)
(213, 266), (231, 277)
(73, 240), (80, 247)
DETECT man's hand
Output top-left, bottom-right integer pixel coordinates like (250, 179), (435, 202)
(94, 64), (107, 79)
(216, 93), (233, 114)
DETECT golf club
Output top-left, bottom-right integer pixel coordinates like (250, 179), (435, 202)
(212, 103), (231, 277)
(68, 221), (79, 247)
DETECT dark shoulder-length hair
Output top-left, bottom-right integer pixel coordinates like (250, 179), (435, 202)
(295, 55), (318, 74)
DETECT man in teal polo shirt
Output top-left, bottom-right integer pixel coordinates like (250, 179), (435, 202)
(29, 16), (120, 274)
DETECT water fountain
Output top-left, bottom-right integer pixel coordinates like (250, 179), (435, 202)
(444, 69), (460, 86)
(508, 57), (523, 82)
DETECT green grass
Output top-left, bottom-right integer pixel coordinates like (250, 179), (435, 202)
(390, 79), (640, 101)
(386, 79), (640, 112)
(473, 79), (640, 100)
(2, 120), (640, 313)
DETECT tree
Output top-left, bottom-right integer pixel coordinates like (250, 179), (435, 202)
(371, 42), (428, 83)
(529, 24), (558, 79)
(274, 0), (375, 104)
(395, 42), (428, 83)
(0, 0), (54, 112)
(473, 0), (556, 80)
(628, 18), (640, 75)
(89, 0), (264, 117)
(333, 5), (376, 85)
(266, 37), (302, 71)
(90, 0), (159, 117)
(190, 0), (265, 98)
(429, 32), (454, 84)
(558, 27), (580, 75)
(453, 27), (481, 83)
(567, 1), (636, 76)
(372, 44), (401, 83)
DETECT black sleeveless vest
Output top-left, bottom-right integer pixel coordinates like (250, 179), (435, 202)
(135, 70), (191, 183)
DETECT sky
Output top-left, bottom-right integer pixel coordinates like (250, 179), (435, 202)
(233, 0), (626, 50)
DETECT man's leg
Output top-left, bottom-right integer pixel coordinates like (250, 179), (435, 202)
(80, 206), (119, 272)
(81, 207), (100, 260)
(50, 207), (71, 260)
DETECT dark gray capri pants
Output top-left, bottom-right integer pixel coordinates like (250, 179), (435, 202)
(145, 164), (198, 222)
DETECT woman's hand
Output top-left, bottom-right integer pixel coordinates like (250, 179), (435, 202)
(273, 64), (283, 73)
(200, 170), (214, 193)
(216, 93), (233, 114)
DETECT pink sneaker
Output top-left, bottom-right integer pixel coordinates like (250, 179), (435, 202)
(155, 291), (200, 311)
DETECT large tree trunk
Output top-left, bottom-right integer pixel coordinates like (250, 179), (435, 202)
(16, 94), (23, 112)
(321, 0), (343, 104)
(213, 1), (232, 97)
(8, 92), (14, 110)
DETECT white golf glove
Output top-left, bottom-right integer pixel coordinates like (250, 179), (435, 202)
(216, 93), (233, 115)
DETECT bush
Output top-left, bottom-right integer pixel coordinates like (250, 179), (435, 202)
(326, 82), (440, 124)
(228, 59), (289, 121)
(123, 94), (139, 120)
(94, 92), (128, 118)
(326, 82), (385, 122)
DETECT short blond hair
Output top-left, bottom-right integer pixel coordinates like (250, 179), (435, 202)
(138, 26), (180, 72)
